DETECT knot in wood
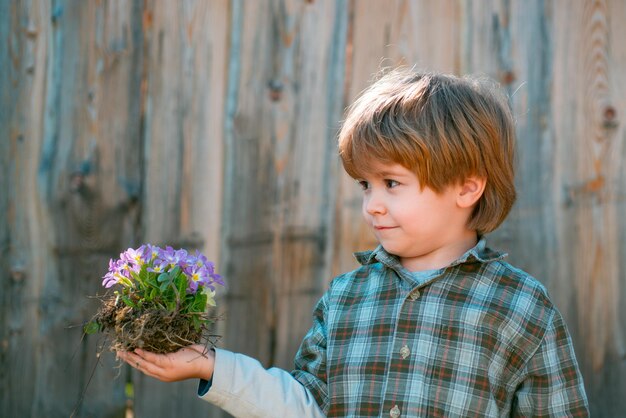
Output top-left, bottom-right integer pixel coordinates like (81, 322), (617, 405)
(268, 79), (284, 102)
(69, 172), (86, 193)
(603, 105), (618, 129)
(501, 70), (516, 85)
(10, 266), (26, 282)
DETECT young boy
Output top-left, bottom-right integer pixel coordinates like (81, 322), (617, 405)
(119, 69), (589, 417)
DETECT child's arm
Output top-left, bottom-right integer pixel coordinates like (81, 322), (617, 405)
(202, 292), (331, 417)
(512, 310), (589, 416)
(202, 348), (325, 417)
(118, 346), (326, 418)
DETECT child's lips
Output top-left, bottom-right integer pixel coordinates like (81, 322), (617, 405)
(374, 225), (397, 231)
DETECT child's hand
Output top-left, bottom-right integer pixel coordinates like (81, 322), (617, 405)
(117, 344), (215, 382)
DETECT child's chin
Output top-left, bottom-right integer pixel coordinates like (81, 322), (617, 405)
(380, 243), (403, 256)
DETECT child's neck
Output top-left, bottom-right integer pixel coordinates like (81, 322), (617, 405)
(400, 231), (479, 272)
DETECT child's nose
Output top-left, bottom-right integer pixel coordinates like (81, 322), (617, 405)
(364, 192), (387, 215)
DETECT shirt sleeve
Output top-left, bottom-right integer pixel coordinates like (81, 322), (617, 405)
(291, 292), (329, 413)
(198, 348), (325, 418)
(512, 309), (590, 417)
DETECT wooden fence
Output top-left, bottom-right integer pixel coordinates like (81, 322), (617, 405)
(1, 1), (625, 417)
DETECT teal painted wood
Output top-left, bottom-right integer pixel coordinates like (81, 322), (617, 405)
(1, 1), (142, 416)
(40, 1), (143, 416)
(0, 2), (21, 416)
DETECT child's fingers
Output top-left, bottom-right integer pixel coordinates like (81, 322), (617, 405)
(120, 350), (155, 370)
(117, 351), (136, 366)
(123, 351), (166, 378)
(134, 348), (166, 367)
(120, 351), (143, 368)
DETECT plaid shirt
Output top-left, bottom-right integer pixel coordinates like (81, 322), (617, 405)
(291, 239), (589, 417)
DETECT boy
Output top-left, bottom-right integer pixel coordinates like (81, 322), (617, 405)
(119, 69), (589, 417)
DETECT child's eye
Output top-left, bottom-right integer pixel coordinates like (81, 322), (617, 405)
(385, 179), (399, 188)
(357, 180), (370, 190)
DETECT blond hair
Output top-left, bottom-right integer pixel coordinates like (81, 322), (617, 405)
(338, 69), (516, 234)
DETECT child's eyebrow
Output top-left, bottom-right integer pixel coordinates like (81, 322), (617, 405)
(376, 170), (410, 178)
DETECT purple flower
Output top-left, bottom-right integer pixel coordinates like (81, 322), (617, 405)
(175, 249), (191, 269)
(181, 250), (225, 292)
(101, 244), (224, 295)
(147, 264), (165, 273)
(210, 272), (225, 288)
(190, 250), (210, 268)
(102, 259), (119, 288)
(186, 264), (212, 293)
(120, 247), (142, 264)
(119, 247), (148, 279)
(137, 244), (156, 262)
(183, 251), (206, 275)
(154, 246), (189, 271)
(102, 258), (134, 288)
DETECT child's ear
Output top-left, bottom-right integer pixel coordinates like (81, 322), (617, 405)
(457, 176), (486, 208)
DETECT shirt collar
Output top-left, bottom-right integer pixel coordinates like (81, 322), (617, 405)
(353, 237), (507, 286)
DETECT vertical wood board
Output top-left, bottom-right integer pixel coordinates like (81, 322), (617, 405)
(133, 1), (229, 417)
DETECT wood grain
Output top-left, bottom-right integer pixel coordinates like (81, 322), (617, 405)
(134, 1), (229, 417)
(2, 1), (625, 416)
(219, 0), (346, 375)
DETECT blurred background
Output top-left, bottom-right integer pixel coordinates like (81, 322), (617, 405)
(1, 0), (625, 417)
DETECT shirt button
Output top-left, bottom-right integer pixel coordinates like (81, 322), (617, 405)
(390, 405), (401, 417)
(409, 289), (421, 300)
(400, 345), (410, 359)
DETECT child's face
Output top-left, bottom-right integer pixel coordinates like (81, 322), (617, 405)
(357, 161), (474, 271)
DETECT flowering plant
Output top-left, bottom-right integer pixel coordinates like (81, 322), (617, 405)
(85, 244), (224, 354)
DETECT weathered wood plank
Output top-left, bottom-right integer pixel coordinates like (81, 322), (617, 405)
(41, 1), (144, 416)
(216, 0), (277, 371)
(0, 2), (47, 415)
(270, 0), (347, 369)
(133, 1), (229, 417)
(551, 0), (626, 415)
(220, 0), (347, 377)
(2, 0), (144, 416)
(0, 0), (12, 412)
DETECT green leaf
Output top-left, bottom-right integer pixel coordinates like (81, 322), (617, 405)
(166, 300), (176, 311)
(191, 293), (208, 312)
(176, 274), (187, 298)
(191, 315), (202, 331)
(84, 321), (100, 335)
(120, 294), (136, 308)
(139, 265), (148, 285)
(157, 272), (170, 283)
(146, 274), (159, 289)
(159, 281), (169, 293)
(119, 276), (134, 287)
(170, 266), (181, 277)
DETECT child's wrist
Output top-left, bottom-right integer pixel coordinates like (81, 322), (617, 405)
(199, 348), (215, 381)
